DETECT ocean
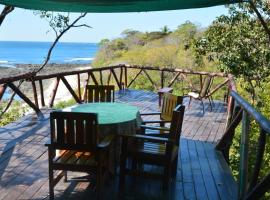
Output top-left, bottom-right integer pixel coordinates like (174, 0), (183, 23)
(0, 41), (99, 67)
(0, 41), (99, 100)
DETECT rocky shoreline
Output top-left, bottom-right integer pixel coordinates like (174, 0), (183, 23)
(0, 63), (92, 79)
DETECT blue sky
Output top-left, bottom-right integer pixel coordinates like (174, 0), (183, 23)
(0, 5), (228, 43)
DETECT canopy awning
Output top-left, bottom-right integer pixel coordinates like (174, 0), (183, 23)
(0, 0), (243, 13)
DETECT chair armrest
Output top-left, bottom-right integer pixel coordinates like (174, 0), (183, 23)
(119, 133), (171, 143)
(140, 125), (170, 132)
(140, 112), (161, 116)
(98, 134), (115, 149)
(142, 120), (171, 124)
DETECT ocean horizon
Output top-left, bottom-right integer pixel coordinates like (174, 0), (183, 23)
(0, 41), (99, 67)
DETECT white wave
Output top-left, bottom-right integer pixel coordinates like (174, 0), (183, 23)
(65, 57), (94, 62)
(0, 60), (8, 63)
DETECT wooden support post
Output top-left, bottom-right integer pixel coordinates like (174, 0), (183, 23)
(60, 76), (81, 104)
(82, 72), (90, 102)
(0, 84), (7, 101)
(89, 72), (99, 85)
(168, 72), (181, 87)
(110, 68), (121, 90)
(238, 110), (250, 200)
(161, 70), (164, 88)
(31, 80), (39, 108)
(143, 69), (157, 90)
(199, 74), (203, 91)
(39, 80), (45, 107)
(124, 66), (128, 88)
(99, 70), (103, 85)
(127, 69), (143, 88)
(77, 74), (81, 101)
(49, 77), (60, 107)
(120, 66), (123, 89)
(225, 96), (235, 129)
(107, 70), (112, 85)
(7, 82), (43, 118)
(215, 107), (242, 163)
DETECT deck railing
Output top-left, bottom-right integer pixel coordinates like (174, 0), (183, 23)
(216, 82), (270, 199)
(0, 64), (229, 117)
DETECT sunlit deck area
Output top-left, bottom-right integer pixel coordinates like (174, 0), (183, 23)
(0, 89), (237, 200)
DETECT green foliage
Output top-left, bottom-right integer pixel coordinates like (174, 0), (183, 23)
(0, 101), (26, 127)
(92, 22), (206, 69)
(194, 2), (270, 103)
(53, 98), (76, 109)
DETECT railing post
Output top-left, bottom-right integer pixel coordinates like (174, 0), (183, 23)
(161, 70), (164, 88)
(0, 84), (7, 101)
(77, 73), (81, 101)
(31, 80), (39, 108)
(39, 80), (45, 107)
(238, 110), (250, 199)
(124, 66), (128, 88)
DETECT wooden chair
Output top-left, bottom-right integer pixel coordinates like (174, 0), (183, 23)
(46, 111), (114, 200)
(85, 85), (115, 103)
(188, 75), (213, 113)
(119, 105), (185, 192)
(140, 93), (183, 134)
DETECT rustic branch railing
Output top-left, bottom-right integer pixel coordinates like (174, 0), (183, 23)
(0, 65), (230, 119)
(216, 86), (270, 199)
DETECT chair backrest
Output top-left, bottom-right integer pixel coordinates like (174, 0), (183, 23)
(169, 105), (185, 146)
(50, 111), (98, 151)
(160, 93), (183, 121)
(86, 85), (115, 103)
(200, 76), (213, 98)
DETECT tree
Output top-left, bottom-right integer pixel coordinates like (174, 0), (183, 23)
(194, 1), (270, 104)
(160, 25), (171, 35)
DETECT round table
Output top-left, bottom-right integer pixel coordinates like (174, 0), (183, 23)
(63, 102), (142, 137)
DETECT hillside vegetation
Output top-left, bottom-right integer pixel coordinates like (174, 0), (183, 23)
(92, 22), (217, 72)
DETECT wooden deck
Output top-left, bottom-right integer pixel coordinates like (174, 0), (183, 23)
(0, 89), (237, 200)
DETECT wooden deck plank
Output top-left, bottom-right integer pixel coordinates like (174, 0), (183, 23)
(188, 140), (208, 199)
(0, 89), (237, 200)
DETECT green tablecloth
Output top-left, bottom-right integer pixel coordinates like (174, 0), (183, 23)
(63, 102), (142, 136)
(65, 102), (140, 124)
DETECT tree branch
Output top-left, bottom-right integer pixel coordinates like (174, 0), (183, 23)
(72, 24), (92, 28)
(0, 5), (14, 26)
(249, 1), (270, 45)
(34, 12), (88, 74)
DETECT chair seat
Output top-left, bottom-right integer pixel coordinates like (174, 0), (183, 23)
(54, 150), (97, 166)
(129, 142), (178, 159)
(188, 91), (199, 98)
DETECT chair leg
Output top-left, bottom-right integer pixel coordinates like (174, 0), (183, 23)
(172, 158), (178, 178)
(188, 96), (192, 108)
(64, 171), (67, 182)
(48, 165), (54, 199)
(163, 165), (170, 190)
(48, 149), (54, 200)
(208, 97), (213, 111)
(201, 99), (205, 114)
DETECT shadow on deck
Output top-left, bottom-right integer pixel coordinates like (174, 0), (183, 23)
(0, 89), (237, 200)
